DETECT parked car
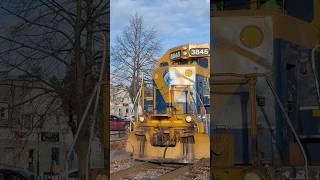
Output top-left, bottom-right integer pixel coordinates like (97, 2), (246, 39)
(124, 115), (135, 122)
(110, 115), (130, 131)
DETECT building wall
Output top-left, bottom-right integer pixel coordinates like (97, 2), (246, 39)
(110, 85), (134, 117)
(0, 113), (70, 176)
(0, 74), (104, 178)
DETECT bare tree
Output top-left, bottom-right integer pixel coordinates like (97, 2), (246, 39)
(111, 13), (161, 104)
(0, 0), (108, 178)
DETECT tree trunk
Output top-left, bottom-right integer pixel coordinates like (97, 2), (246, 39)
(75, 138), (90, 179)
(73, 0), (90, 179)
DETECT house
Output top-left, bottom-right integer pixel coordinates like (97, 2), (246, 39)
(0, 72), (104, 178)
(110, 84), (134, 118)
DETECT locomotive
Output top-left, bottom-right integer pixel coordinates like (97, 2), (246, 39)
(211, 0), (320, 179)
(126, 43), (210, 163)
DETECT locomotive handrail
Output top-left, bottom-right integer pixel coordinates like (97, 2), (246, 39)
(149, 114), (171, 117)
(192, 86), (209, 133)
(169, 85), (198, 115)
(311, 43), (320, 106)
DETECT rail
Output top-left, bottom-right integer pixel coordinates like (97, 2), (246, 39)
(110, 158), (209, 180)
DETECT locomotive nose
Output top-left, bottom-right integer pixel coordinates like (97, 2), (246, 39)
(212, 16), (274, 74)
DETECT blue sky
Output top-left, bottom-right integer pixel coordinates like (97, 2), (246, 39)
(111, 0), (210, 56)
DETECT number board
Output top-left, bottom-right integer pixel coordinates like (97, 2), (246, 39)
(189, 48), (209, 56)
(170, 50), (181, 60)
(41, 132), (59, 142)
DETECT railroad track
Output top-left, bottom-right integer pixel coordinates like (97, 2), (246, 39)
(110, 131), (128, 150)
(110, 158), (210, 180)
(110, 138), (127, 150)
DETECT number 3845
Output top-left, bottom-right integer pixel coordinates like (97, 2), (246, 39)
(190, 48), (209, 56)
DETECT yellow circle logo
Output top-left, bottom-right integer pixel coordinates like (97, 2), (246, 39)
(185, 69), (193, 77)
(240, 25), (264, 49)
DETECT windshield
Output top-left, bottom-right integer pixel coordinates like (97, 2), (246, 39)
(211, 0), (250, 10)
(211, 0), (285, 11)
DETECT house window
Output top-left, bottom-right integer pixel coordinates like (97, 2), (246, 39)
(3, 147), (15, 165)
(28, 149), (34, 172)
(55, 114), (60, 125)
(0, 102), (8, 126)
(21, 113), (34, 130)
(51, 147), (60, 165)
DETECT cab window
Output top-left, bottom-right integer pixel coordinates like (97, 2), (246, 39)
(258, 0), (283, 9)
(259, 0), (313, 22)
(160, 62), (168, 67)
(198, 58), (208, 68)
(212, 0), (250, 11)
(286, 0), (313, 22)
(172, 60), (188, 65)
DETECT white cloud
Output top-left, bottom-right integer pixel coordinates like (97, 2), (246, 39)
(111, 0), (210, 53)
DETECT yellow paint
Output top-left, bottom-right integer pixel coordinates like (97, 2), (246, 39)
(185, 69), (193, 77)
(171, 121), (184, 125)
(212, 167), (246, 180)
(126, 131), (209, 161)
(176, 115), (184, 120)
(316, 27), (320, 40)
(212, 134), (235, 167)
(240, 25), (264, 48)
(312, 109), (320, 117)
(126, 113), (209, 162)
(198, 122), (205, 133)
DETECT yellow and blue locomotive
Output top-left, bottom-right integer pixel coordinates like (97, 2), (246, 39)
(211, 0), (320, 179)
(126, 43), (210, 163)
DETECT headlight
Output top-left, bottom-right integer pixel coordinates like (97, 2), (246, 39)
(139, 116), (145, 122)
(185, 116), (192, 123)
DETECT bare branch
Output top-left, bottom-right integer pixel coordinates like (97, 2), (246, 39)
(0, 35), (68, 66)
